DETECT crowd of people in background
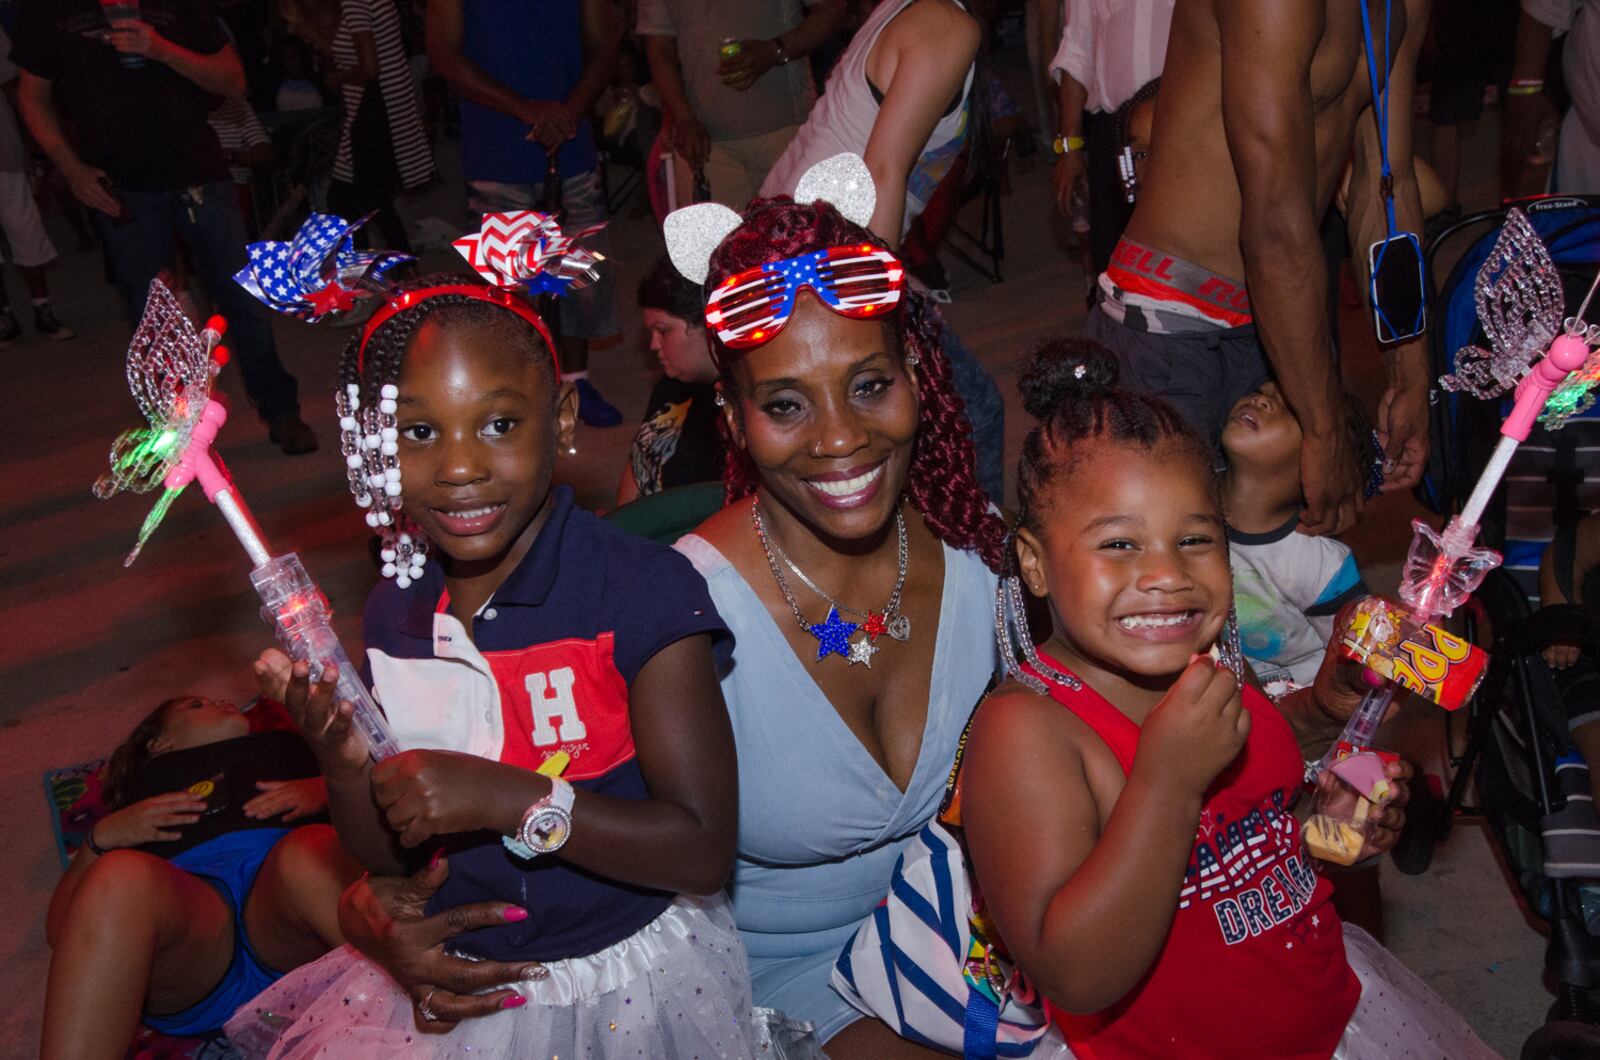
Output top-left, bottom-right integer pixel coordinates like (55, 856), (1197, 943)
(14, 0), (1600, 1056)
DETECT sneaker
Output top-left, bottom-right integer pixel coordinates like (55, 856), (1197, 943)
(267, 415), (319, 455)
(0, 309), (20, 348)
(573, 377), (623, 427)
(34, 304), (75, 341)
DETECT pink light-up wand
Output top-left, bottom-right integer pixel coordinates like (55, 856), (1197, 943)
(95, 279), (400, 760)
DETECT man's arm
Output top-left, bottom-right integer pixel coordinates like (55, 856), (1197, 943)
(565, 0), (621, 131)
(1219, 0), (1357, 536)
(1502, 5), (1560, 194)
(1049, 0), (1091, 218)
(718, 0), (845, 92)
(642, 34), (709, 166)
(425, 0), (574, 145)
(107, 20), (245, 97)
(1345, 0), (1432, 493)
(16, 71), (121, 214)
(861, 0), (980, 245)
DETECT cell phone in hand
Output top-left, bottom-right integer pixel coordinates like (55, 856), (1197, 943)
(97, 175), (134, 225)
(1367, 232), (1426, 344)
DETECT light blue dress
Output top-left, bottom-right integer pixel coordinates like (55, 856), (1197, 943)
(675, 534), (1000, 1042)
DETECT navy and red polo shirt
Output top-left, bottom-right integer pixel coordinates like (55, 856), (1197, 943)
(361, 486), (731, 962)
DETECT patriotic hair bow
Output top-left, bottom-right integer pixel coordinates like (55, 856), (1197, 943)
(452, 211), (606, 297)
(234, 213), (413, 322)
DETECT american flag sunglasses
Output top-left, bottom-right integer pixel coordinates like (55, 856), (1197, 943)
(705, 245), (905, 349)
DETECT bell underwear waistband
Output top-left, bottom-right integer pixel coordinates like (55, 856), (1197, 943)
(1104, 237), (1253, 327)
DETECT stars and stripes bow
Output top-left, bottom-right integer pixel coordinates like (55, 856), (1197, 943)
(234, 213), (413, 322)
(452, 211), (606, 298)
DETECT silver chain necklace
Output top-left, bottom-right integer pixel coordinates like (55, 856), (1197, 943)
(750, 497), (912, 667)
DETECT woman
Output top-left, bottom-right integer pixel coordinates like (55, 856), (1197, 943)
(319, 184), (1007, 1060)
(756, 0), (1006, 504)
(616, 256), (724, 506)
(282, 0), (432, 253)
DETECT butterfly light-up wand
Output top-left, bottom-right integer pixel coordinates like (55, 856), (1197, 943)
(1303, 246), (1599, 863)
(1312, 223), (1600, 780)
(95, 280), (400, 760)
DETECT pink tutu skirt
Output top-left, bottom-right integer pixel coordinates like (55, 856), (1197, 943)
(1334, 924), (1496, 1059)
(225, 894), (755, 1059)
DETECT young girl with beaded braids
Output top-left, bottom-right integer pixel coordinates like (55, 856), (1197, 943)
(958, 338), (1492, 1058)
(226, 275), (755, 1058)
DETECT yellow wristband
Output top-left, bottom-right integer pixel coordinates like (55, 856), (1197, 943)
(1507, 83), (1545, 96)
(1052, 135), (1086, 155)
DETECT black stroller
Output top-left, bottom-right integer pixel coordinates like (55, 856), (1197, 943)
(1418, 194), (1600, 1059)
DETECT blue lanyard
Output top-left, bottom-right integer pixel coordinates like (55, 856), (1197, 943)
(1357, 0), (1400, 236)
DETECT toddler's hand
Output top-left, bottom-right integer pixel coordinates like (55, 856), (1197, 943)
(1135, 655), (1250, 797)
(245, 777), (329, 821)
(256, 649), (368, 777)
(91, 791), (207, 851)
(371, 750), (531, 848)
(1544, 642), (1582, 670)
(1353, 758), (1413, 860)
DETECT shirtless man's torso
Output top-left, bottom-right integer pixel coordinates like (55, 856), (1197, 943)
(1096, 0), (1431, 536)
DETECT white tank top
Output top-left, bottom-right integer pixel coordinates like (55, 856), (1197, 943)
(758, 0), (974, 237)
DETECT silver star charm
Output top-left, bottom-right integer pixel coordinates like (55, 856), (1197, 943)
(847, 637), (879, 667)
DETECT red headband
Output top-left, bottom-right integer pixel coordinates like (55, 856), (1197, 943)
(356, 284), (559, 374)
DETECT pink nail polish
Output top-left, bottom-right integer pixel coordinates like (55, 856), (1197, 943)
(428, 847), (445, 870)
(502, 906), (529, 922)
(501, 994), (526, 1009)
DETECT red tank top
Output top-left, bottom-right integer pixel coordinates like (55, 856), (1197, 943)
(1026, 652), (1360, 1059)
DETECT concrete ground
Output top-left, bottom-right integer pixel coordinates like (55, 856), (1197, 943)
(0, 71), (1549, 1058)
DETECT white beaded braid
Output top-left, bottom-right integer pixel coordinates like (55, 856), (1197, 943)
(337, 380), (427, 586)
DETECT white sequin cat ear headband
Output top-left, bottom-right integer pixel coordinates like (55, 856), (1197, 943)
(663, 153), (879, 285)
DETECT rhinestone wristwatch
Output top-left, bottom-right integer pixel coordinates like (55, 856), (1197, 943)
(503, 777), (575, 859)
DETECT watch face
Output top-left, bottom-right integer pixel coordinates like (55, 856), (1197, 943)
(523, 806), (572, 852)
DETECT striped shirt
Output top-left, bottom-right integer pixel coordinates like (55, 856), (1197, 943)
(331, 0), (433, 189)
(207, 97), (270, 185)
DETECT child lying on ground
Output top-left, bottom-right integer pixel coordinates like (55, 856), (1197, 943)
(41, 695), (360, 1060)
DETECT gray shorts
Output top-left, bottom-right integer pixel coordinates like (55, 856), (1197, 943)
(467, 169), (620, 341)
(1083, 303), (1269, 445)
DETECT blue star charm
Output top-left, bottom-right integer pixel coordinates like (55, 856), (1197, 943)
(808, 607), (859, 661)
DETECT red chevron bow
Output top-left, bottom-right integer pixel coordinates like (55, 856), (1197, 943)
(453, 211), (606, 296)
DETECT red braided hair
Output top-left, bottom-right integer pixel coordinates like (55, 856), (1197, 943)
(706, 197), (1007, 571)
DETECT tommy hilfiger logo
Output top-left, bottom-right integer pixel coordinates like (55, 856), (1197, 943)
(526, 667), (587, 746)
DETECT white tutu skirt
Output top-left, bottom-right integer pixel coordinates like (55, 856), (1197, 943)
(224, 894), (756, 1059)
(1334, 924), (1497, 1059)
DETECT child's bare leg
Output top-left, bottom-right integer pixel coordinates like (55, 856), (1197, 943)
(244, 824), (363, 971)
(42, 850), (234, 1060)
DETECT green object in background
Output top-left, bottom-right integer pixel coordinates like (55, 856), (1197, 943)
(605, 481), (726, 545)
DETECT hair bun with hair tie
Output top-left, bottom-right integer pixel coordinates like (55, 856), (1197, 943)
(1016, 338), (1121, 419)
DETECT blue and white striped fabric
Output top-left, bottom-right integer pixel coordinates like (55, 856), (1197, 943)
(831, 822), (1056, 1058)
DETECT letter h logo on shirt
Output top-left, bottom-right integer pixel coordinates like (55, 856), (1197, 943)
(525, 667), (587, 746)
